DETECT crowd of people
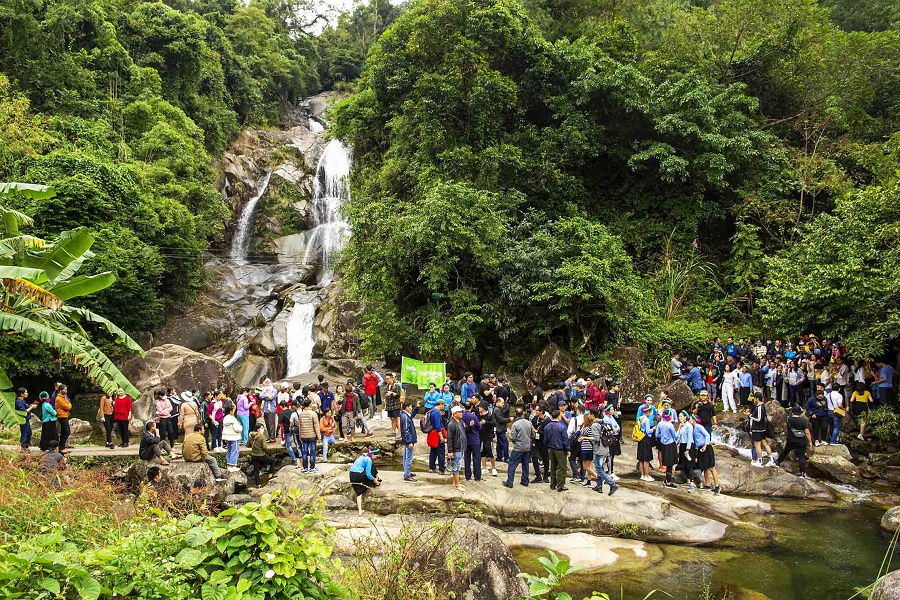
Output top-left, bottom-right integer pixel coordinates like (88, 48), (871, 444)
(11, 340), (897, 502)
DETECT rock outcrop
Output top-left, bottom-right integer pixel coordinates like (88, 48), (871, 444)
(125, 459), (244, 501)
(651, 380), (695, 411)
(67, 418), (95, 443)
(524, 343), (580, 387)
(881, 506), (900, 533)
(873, 571), (900, 600)
(764, 400), (787, 436)
(330, 514), (527, 600)
(121, 344), (235, 422)
(807, 443), (860, 484)
(714, 447), (836, 500)
(611, 347), (648, 405)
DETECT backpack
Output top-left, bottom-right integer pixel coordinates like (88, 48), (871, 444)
(508, 387), (518, 404)
(632, 417), (646, 442)
(357, 390), (370, 410)
(420, 411), (435, 434)
(600, 424), (616, 447)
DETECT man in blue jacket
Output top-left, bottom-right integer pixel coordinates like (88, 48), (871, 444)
(543, 410), (570, 492)
(400, 401), (417, 482)
(682, 362), (704, 394)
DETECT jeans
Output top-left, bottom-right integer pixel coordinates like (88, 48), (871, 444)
(225, 440), (240, 466)
(450, 451), (462, 475)
(301, 438), (317, 470)
(322, 435), (336, 461)
(789, 384), (803, 407)
(568, 451), (582, 480)
(403, 444), (414, 477)
(367, 395), (377, 419)
(250, 455), (275, 485)
(505, 450), (530, 486)
(264, 412), (277, 439)
(58, 417), (70, 450)
(209, 422), (221, 449)
(592, 454), (615, 488)
(496, 432), (509, 461)
(707, 382), (718, 400)
(464, 443), (482, 480)
(828, 411), (843, 444)
(19, 419), (32, 448)
(549, 448), (567, 489)
(103, 415), (114, 445)
(429, 443), (446, 472)
(358, 413), (371, 434)
(284, 433), (298, 461)
(238, 414), (250, 444)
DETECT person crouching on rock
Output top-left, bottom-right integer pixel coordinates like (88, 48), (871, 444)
(249, 423), (277, 487)
(140, 421), (180, 465)
(349, 448), (381, 515)
(691, 414), (720, 495)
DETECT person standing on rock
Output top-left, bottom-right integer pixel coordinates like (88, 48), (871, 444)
(676, 410), (702, 492)
(265, 385), (285, 443)
(318, 383), (335, 416)
(400, 400), (418, 482)
(178, 391), (202, 440)
(602, 404), (622, 481)
(221, 404), (243, 472)
(167, 388), (182, 446)
(424, 383), (441, 412)
(721, 363), (739, 414)
(635, 405), (655, 482)
(529, 405), (551, 484)
(236, 388), (251, 445)
(320, 408), (337, 462)
(54, 384), (72, 453)
(529, 378), (545, 412)
(154, 390), (174, 448)
(113, 389), (133, 447)
(827, 386), (845, 446)
(478, 403), (498, 477)
(462, 401), (483, 481)
(774, 405), (812, 478)
(248, 423), (276, 487)
(278, 399), (300, 464)
(383, 373), (403, 438)
(493, 396), (511, 464)
(657, 409), (678, 489)
(207, 392), (225, 452)
(503, 407), (533, 489)
(585, 411), (620, 496)
(671, 353), (683, 381)
(363, 366), (380, 420)
(543, 410), (569, 492)
(183, 423), (226, 482)
(426, 398), (447, 474)
(851, 382), (873, 441)
(14, 388), (37, 451)
(875, 359), (895, 408)
(97, 392), (114, 449)
(447, 406), (467, 491)
(298, 399), (321, 474)
(692, 414), (720, 494)
(749, 392), (775, 466)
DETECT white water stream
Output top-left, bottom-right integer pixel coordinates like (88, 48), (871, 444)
(284, 137), (351, 376)
(230, 170), (272, 261)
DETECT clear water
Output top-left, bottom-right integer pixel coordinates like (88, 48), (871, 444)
(230, 170), (272, 261)
(285, 301), (316, 377)
(515, 504), (893, 600)
(302, 138), (351, 285)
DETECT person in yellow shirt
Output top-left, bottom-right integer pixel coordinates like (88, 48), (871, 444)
(851, 382), (873, 440)
(53, 384), (73, 454)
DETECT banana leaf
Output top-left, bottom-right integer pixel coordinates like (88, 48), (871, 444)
(49, 272), (115, 301)
(64, 306), (144, 354)
(0, 312), (141, 399)
(0, 367), (23, 427)
(0, 266), (47, 282)
(0, 182), (55, 199)
(23, 228), (94, 283)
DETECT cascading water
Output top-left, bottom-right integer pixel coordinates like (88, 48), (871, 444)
(285, 136), (352, 376)
(286, 302), (316, 376)
(309, 119), (324, 133)
(231, 170), (272, 261)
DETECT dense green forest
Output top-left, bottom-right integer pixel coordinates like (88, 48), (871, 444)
(332, 0), (900, 364)
(0, 0), (898, 380)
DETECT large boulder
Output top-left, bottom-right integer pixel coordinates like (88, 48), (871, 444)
(331, 514), (527, 600)
(524, 343), (580, 387)
(67, 418), (95, 444)
(155, 302), (232, 352)
(125, 459), (241, 501)
(651, 380), (695, 412)
(235, 354), (285, 387)
(714, 447), (836, 500)
(881, 506), (900, 533)
(807, 444), (860, 484)
(873, 571), (900, 600)
(610, 347), (648, 405)
(122, 344), (236, 422)
(764, 401), (788, 436)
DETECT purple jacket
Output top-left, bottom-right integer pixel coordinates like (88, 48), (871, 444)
(462, 410), (481, 446)
(236, 394), (250, 417)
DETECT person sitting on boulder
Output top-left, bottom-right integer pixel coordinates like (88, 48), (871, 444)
(139, 421), (179, 465)
(182, 423), (226, 483)
(249, 423), (277, 487)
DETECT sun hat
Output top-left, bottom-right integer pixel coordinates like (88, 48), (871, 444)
(181, 391), (194, 402)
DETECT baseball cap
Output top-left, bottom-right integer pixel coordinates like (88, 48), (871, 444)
(451, 406), (463, 414)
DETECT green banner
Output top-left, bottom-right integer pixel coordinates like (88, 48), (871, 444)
(400, 357), (446, 389)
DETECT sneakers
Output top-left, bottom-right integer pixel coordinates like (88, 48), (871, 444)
(658, 465), (666, 472)
(491, 468), (498, 477)
(403, 475), (417, 482)
(226, 466), (240, 473)
(814, 440), (821, 447)
(608, 484), (620, 496)
(640, 475), (654, 482)
(857, 434), (865, 441)
(582, 480), (592, 487)
(531, 477), (544, 484)
(556, 486), (569, 492)
(750, 459), (764, 468)
(300, 468), (309, 474)
(714, 485), (721, 496)
(215, 477), (227, 482)
(701, 485), (712, 492)
(687, 484), (697, 494)
(664, 482), (678, 489)
(799, 473), (809, 479)
(611, 474), (620, 482)
(502, 481), (513, 489)
(569, 477), (581, 483)
(593, 485), (604, 493)
(310, 467), (319, 473)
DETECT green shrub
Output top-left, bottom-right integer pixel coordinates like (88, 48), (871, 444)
(865, 407), (900, 442)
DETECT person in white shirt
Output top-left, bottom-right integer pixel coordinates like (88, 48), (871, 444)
(826, 389), (845, 445)
(721, 363), (739, 414)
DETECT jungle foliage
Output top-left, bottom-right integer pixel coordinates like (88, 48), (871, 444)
(332, 0), (900, 363)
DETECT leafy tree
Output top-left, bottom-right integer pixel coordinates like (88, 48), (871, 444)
(723, 221), (763, 313)
(0, 183), (142, 426)
(758, 182), (900, 357)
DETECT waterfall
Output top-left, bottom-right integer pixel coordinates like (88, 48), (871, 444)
(712, 424), (753, 459)
(309, 119), (324, 133)
(284, 133), (351, 376)
(303, 138), (351, 285)
(286, 302), (316, 376)
(230, 170), (272, 261)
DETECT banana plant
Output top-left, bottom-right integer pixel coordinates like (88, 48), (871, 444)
(0, 182), (144, 426)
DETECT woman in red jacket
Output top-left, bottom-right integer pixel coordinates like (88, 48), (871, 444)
(113, 389), (133, 447)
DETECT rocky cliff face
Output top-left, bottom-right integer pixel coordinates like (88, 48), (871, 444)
(150, 93), (360, 388)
